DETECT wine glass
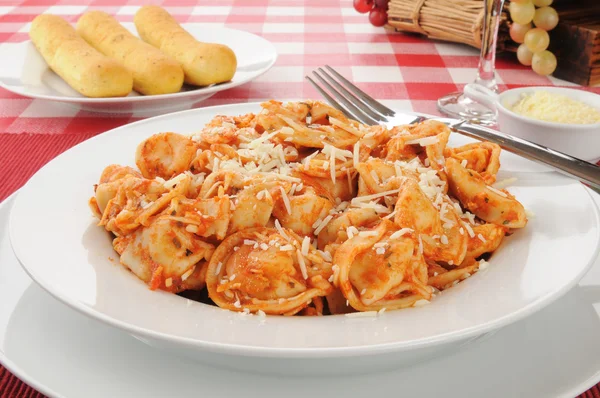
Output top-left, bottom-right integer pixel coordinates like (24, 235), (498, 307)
(437, 0), (505, 125)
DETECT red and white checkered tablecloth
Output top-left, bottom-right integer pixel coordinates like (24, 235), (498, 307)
(1, 0), (600, 397)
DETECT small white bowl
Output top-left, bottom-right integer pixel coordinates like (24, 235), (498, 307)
(464, 84), (600, 162)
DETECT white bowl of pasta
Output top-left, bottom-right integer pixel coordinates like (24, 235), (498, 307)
(9, 101), (600, 375)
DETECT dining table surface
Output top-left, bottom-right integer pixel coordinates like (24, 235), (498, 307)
(1, 0), (600, 397)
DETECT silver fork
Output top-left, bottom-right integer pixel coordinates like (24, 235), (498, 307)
(306, 65), (600, 190)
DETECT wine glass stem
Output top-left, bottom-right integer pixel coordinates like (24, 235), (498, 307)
(474, 0), (505, 93)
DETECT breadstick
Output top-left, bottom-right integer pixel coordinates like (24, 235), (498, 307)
(29, 14), (132, 98)
(134, 6), (237, 86)
(76, 11), (184, 95)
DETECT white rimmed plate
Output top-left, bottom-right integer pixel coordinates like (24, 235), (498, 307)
(8, 104), (600, 375)
(3, 192), (600, 397)
(0, 24), (276, 114)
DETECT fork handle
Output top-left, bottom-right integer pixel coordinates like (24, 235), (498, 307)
(452, 123), (600, 190)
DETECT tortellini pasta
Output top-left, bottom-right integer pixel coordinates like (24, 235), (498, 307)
(89, 100), (527, 316)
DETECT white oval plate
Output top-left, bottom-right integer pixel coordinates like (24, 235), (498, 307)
(0, 24), (276, 114)
(8, 104), (600, 362)
(3, 193), (600, 397)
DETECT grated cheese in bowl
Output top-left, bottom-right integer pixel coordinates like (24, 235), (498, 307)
(508, 90), (600, 125)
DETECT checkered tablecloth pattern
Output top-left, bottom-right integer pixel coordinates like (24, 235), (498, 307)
(1, 0), (600, 397)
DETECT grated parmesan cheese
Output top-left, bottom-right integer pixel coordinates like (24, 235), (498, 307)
(181, 267), (195, 281)
(296, 249), (308, 279)
(353, 201), (391, 214)
(345, 311), (378, 318)
(279, 186), (292, 215)
(370, 170), (381, 185)
(405, 136), (439, 146)
(329, 117), (364, 137)
(330, 148), (336, 184)
(322, 144), (353, 160)
(463, 222), (476, 238)
(274, 219), (291, 241)
(509, 90), (600, 125)
(301, 236), (311, 256)
(163, 173), (186, 189)
(351, 188), (401, 204)
(479, 259), (490, 270)
(383, 210), (397, 220)
(413, 299), (430, 307)
(390, 228), (413, 239)
(317, 250), (332, 262)
(314, 215), (333, 235)
(185, 224), (199, 234)
(346, 226), (359, 239)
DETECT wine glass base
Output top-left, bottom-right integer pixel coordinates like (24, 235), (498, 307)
(437, 91), (497, 126)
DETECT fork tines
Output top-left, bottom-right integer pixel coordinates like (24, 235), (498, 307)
(306, 65), (396, 126)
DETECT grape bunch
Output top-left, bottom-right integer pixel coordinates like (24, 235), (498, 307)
(509, 0), (559, 76)
(353, 0), (390, 27)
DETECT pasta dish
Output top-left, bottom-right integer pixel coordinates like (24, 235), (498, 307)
(89, 100), (527, 316)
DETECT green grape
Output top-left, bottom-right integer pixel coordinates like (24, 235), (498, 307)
(509, 1), (536, 25)
(532, 0), (553, 6)
(510, 0), (531, 2)
(510, 22), (533, 44)
(532, 50), (557, 75)
(517, 43), (534, 66)
(524, 28), (550, 53)
(533, 7), (559, 31)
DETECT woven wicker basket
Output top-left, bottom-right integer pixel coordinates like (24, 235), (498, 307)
(387, 0), (509, 50)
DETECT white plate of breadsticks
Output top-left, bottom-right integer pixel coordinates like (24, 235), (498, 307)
(0, 6), (277, 114)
